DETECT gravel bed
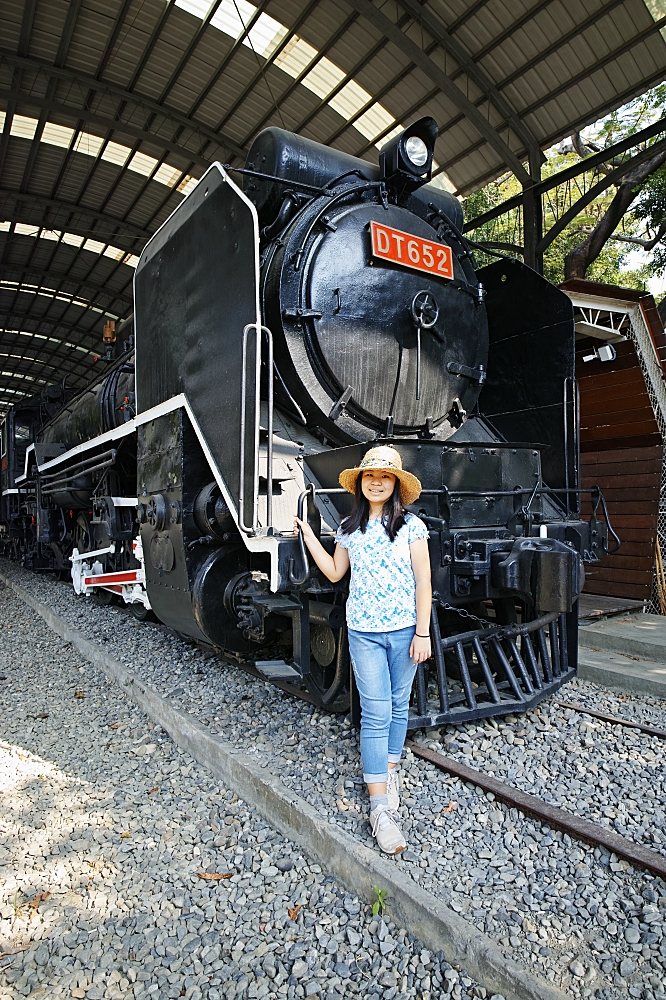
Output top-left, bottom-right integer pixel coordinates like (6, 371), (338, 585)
(0, 582), (494, 1000)
(3, 561), (666, 1000)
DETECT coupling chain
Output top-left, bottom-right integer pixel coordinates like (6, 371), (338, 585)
(438, 602), (492, 629)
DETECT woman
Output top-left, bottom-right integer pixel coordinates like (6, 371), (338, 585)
(295, 445), (432, 854)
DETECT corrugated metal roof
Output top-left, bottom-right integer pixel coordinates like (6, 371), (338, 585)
(1, 0), (665, 412)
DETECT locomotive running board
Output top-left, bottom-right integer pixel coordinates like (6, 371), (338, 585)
(407, 610), (575, 730)
(254, 660), (302, 681)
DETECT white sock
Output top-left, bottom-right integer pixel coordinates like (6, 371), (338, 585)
(370, 793), (389, 811)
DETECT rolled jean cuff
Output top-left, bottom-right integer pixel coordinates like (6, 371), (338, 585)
(363, 771), (389, 784)
(387, 752), (403, 764)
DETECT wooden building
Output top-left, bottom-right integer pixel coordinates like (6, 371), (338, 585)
(561, 280), (665, 604)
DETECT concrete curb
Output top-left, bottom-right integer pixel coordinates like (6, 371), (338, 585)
(578, 650), (666, 701)
(579, 615), (666, 664)
(1, 569), (569, 1000)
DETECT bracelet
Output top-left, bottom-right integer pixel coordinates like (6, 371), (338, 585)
(415, 633), (430, 638)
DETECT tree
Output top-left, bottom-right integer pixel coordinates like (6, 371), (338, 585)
(563, 145), (666, 279)
(463, 85), (666, 288)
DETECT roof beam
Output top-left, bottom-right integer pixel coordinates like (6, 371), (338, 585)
(0, 347), (95, 384)
(215, 0), (323, 139)
(186, 0), (272, 122)
(95, 0), (134, 80)
(241, 6), (357, 146)
(0, 190), (151, 242)
(0, 85), (218, 173)
(395, 0), (542, 158)
(342, 0), (531, 184)
(0, 266), (133, 307)
(516, 15), (666, 123)
(159, 0), (225, 106)
(351, 0), (631, 173)
(0, 314), (108, 341)
(0, 50), (246, 160)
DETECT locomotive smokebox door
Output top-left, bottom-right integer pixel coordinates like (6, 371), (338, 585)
(265, 200), (488, 443)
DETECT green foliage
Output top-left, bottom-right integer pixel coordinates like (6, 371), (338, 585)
(371, 885), (387, 917)
(634, 165), (666, 274)
(462, 85), (666, 287)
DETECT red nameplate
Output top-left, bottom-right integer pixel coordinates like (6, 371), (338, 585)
(370, 220), (454, 280)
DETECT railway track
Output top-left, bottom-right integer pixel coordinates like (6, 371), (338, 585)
(406, 740), (666, 881)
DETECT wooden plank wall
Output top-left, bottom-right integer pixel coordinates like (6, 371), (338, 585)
(580, 445), (661, 600)
(572, 288), (665, 602)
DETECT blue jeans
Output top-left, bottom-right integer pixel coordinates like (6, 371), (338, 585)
(348, 626), (418, 784)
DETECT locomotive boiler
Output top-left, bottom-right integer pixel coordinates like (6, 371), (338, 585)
(0, 117), (612, 727)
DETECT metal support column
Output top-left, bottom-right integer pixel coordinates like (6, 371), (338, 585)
(522, 149), (543, 273)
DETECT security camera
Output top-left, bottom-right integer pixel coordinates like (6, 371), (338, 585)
(583, 343), (616, 363)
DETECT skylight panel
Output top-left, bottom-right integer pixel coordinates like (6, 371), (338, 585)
(153, 164), (183, 187)
(210, 0), (249, 37)
(42, 122), (75, 149)
(428, 168), (457, 194)
(14, 224), (39, 237)
(353, 103), (398, 143)
(62, 233), (84, 248)
(175, 0), (214, 16)
(645, 0), (666, 40)
(274, 35), (317, 78)
(378, 125), (403, 146)
(101, 141), (132, 167)
(245, 13), (288, 59)
(177, 175), (198, 196)
(0, 221), (10, 232)
(128, 151), (158, 176)
(39, 230), (62, 242)
(83, 238), (105, 254)
(0, 111), (5, 131)
(302, 56), (346, 101)
(125, 255), (140, 268)
(103, 246), (127, 261)
(73, 132), (105, 157)
(10, 115), (38, 140)
(329, 80), (373, 123)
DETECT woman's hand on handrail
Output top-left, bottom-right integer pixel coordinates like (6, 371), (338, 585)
(294, 517), (349, 583)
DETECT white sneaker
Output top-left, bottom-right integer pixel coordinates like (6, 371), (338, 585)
(387, 769), (400, 810)
(370, 807), (406, 854)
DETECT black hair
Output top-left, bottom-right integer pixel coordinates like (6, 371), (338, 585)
(340, 472), (406, 542)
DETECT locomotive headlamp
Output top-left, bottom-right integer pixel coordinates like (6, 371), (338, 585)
(379, 116), (438, 191)
(404, 136), (429, 168)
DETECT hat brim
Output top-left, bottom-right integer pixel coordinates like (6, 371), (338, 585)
(339, 464), (422, 506)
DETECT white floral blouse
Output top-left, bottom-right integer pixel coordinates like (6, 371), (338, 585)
(335, 513), (429, 632)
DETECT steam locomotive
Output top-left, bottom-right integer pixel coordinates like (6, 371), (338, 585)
(0, 117), (612, 727)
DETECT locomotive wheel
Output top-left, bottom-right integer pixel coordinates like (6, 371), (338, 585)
(94, 590), (117, 606)
(304, 624), (350, 713)
(128, 603), (155, 622)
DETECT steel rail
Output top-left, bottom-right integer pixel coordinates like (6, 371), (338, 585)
(556, 700), (666, 740)
(406, 742), (666, 881)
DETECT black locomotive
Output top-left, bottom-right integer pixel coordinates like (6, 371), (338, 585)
(0, 117), (612, 727)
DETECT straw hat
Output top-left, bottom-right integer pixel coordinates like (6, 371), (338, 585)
(339, 446), (422, 506)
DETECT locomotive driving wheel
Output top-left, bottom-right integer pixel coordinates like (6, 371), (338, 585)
(304, 622), (350, 713)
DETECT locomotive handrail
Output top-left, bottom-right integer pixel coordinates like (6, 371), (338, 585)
(239, 324), (274, 535)
(289, 484), (316, 586)
(223, 165), (334, 197)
